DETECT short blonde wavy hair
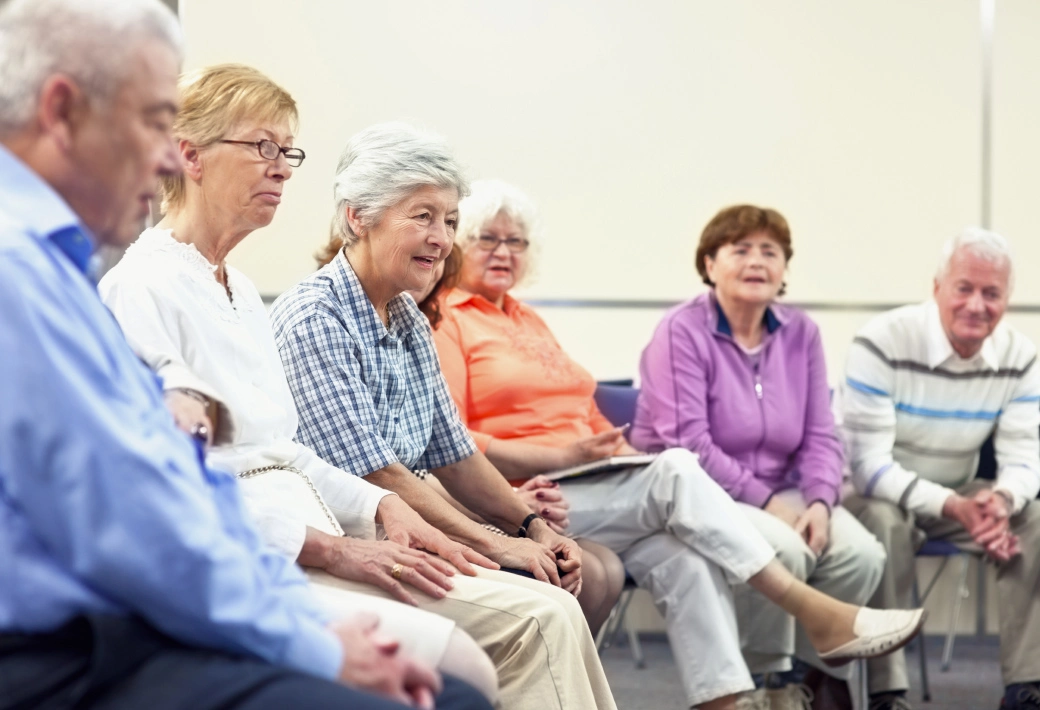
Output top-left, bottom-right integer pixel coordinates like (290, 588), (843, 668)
(160, 63), (298, 213)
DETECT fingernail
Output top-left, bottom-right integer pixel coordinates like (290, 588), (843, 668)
(542, 508), (550, 516)
(536, 492), (546, 500)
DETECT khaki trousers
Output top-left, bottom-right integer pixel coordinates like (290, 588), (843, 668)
(310, 566), (616, 710)
(736, 489), (887, 678)
(846, 482), (1040, 693)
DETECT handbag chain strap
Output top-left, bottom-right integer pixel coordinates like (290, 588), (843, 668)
(238, 464), (344, 536)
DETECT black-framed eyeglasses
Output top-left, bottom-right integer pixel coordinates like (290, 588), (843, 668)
(476, 235), (529, 253)
(219, 139), (306, 167)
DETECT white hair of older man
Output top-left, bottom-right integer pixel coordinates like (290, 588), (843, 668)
(331, 121), (469, 248)
(0, 0), (183, 135)
(935, 226), (1015, 292)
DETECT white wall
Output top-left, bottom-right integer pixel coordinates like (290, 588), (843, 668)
(181, 0), (1040, 640)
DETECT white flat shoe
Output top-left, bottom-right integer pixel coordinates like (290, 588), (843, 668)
(818, 608), (927, 667)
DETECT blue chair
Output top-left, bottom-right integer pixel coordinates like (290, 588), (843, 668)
(592, 382), (645, 667)
(913, 540), (978, 702)
(593, 381), (639, 430)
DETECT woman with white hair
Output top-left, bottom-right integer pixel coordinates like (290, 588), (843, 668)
(98, 64), (502, 704)
(432, 179), (927, 710)
(272, 123), (617, 709)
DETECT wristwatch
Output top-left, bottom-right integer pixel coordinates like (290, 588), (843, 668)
(516, 513), (541, 538)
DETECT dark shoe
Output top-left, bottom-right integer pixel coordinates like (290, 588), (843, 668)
(868, 692), (912, 710)
(803, 667), (852, 710)
(1002, 683), (1040, 709)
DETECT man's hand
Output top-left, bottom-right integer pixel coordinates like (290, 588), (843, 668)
(970, 489), (1021, 562)
(163, 389), (213, 445)
(793, 501), (831, 557)
(515, 476), (570, 533)
(331, 614), (441, 709)
(942, 491), (1021, 562)
(376, 495), (498, 576)
(765, 496), (801, 528)
(529, 519), (583, 597)
(942, 493), (989, 532)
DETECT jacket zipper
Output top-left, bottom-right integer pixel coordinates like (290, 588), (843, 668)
(753, 362), (766, 474)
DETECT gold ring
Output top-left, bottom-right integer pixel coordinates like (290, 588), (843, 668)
(391, 563), (404, 580)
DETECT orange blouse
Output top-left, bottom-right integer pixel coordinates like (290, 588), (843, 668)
(433, 288), (615, 453)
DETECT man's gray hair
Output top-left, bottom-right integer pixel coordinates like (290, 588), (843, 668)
(936, 226), (1015, 290)
(331, 122), (469, 248)
(0, 0), (183, 134)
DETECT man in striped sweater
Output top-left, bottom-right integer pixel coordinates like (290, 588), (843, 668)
(841, 228), (1040, 710)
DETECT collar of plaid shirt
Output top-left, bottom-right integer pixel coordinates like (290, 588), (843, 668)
(332, 252), (427, 350)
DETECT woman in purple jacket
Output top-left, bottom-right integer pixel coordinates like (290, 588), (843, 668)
(633, 205), (887, 695)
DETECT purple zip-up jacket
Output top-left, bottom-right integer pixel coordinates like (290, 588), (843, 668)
(631, 291), (843, 509)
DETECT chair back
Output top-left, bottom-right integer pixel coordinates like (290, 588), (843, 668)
(594, 383), (640, 428)
(917, 539), (962, 557)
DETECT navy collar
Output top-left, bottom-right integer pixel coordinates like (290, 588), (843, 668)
(714, 300), (781, 337)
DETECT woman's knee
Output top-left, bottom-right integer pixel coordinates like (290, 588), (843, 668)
(579, 539), (625, 595)
(438, 628), (499, 705)
(762, 525), (813, 581)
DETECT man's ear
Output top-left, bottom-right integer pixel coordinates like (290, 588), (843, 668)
(933, 277), (940, 299)
(179, 139), (203, 181)
(36, 74), (86, 151)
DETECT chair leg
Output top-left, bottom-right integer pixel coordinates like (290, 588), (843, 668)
(847, 659), (869, 710)
(626, 622), (646, 669)
(913, 577), (932, 702)
(940, 555), (971, 672)
(597, 587), (634, 654)
(975, 555), (988, 638)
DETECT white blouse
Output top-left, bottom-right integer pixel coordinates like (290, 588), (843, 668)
(99, 228), (391, 557)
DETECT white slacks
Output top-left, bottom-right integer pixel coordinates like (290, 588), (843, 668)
(562, 448), (776, 708)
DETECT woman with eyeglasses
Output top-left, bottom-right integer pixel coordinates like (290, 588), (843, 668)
(97, 64), (504, 706)
(431, 179), (927, 710)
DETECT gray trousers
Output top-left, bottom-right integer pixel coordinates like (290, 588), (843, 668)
(736, 489), (888, 678)
(846, 481), (1040, 693)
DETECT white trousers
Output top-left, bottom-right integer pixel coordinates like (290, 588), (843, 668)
(310, 567), (616, 710)
(735, 489), (887, 677)
(563, 448), (776, 707)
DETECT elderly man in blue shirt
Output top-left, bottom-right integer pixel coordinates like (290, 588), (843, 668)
(0, 2), (490, 709)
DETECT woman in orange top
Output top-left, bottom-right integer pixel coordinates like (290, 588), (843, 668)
(396, 242), (626, 637)
(431, 180), (926, 710)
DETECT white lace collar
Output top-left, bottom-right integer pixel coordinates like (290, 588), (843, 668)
(129, 228), (254, 319)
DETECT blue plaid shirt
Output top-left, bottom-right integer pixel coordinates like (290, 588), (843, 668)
(271, 253), (476, 477)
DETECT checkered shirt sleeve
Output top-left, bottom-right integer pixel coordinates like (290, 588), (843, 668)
(276, 308), (401, 477)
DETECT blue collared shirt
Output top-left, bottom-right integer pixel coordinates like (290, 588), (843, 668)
(270, 252), (476, 476)
(0, 145), (341, 679)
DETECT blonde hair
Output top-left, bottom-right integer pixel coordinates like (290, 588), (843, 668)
(160, 64), (298, 213)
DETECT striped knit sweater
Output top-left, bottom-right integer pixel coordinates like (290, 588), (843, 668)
(841, 300), (1040, 518)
